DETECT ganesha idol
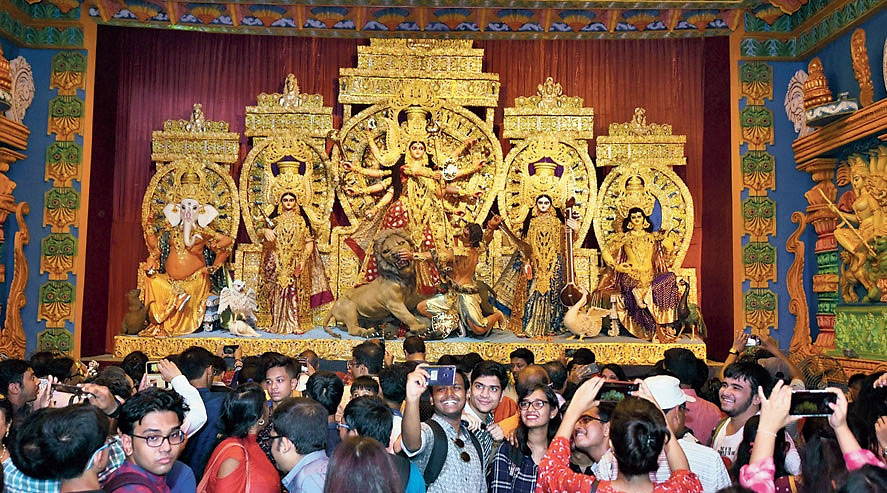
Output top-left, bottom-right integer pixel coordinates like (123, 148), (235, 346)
(140, 170), (233, 337)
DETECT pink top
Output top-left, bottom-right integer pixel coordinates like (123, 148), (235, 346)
(534, 436), (703, 493)
(683, 389), (724, 443)
(739, 449), (886, 493)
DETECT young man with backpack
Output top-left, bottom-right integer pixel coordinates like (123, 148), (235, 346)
(401, 366), (485, 493)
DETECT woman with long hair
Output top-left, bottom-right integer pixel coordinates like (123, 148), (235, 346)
(499, 193), (578, 338)
(323, 435), (399, 493)
(199, 383), (281, 493)
(730, 415), (792, 483)
(488, 384), (561, 492)
(535, 377), (702, 493)
(262, 187), (333, 335)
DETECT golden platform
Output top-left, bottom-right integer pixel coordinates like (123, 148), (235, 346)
(113, 327), (706, 365)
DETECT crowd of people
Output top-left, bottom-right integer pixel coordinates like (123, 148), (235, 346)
(0, 332), (885, 493)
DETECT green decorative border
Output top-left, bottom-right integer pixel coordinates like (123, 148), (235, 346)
(36, 51), (86, 352)
(739, 61), (778, 332)
(740, 0), (887, 60)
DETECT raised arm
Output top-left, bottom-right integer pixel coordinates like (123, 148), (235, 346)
(401, 366), (430, 454)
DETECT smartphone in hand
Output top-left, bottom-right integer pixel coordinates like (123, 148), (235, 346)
(594, 381), (639, 402)
(424, 365), (457, 387)
(789, 390), (836, 416)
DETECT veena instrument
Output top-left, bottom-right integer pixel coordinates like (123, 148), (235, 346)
(560, 197), (584, 306)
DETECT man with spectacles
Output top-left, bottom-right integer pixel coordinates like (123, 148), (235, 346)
(569, 403), (613, 476)
(104, 387), (189, 493)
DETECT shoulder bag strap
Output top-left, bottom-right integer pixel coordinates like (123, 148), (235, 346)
(423, 420), (449, 487)
(196, 440), (250, 493)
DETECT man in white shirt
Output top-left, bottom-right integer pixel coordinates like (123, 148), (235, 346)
(645, 375), (731, 492)
(710, 361), (771, 466)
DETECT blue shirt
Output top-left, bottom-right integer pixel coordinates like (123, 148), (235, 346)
(166, 461), (196, 493)
(282, 450), (328, 493)
(180, 387), (226, 481)
(405, 462), (426, 493)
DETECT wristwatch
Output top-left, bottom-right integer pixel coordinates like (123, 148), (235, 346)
(728, 349), (740, 356)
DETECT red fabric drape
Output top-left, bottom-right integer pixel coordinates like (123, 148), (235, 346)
(84, 28), (730, 356)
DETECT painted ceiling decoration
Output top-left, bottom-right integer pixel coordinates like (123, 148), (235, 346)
(0, 0), (884, 60)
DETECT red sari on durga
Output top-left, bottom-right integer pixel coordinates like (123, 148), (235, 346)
(346, 169), (444, 295)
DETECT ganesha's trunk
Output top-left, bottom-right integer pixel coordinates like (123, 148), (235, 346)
(183, 221), (195, 248)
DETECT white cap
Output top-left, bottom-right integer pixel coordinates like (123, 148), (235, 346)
(644, 375), (696, 410)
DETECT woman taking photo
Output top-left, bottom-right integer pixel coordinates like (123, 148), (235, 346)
(535, 377), (702, 493)
(199, 383), (281, 493)
(488, 383), (561, 492)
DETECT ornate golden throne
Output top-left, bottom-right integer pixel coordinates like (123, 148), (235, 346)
(595, 108), (697, 338)
(138, 104), (241, 308)
(495, 77), (599, 303)
(233, 75), (336, 328)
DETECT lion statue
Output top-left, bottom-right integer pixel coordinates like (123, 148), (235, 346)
(324, 229), (430, 337)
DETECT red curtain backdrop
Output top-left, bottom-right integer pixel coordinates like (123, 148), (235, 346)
(83, 27), (732, 357)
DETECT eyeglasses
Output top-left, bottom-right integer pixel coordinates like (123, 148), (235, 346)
(130, 429), (185, 447)
(453, 438), (471, 463)
(518, 399), (548, 410)
(268, 434), (285, 441)
(576, 415), (606, 425)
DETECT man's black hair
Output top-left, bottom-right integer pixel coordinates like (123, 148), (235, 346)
(509, 348), (534, 366)
(353, 342), (384, 375)
(178, 346), (215, 381)
(0, 359), (31, 394)
(379, 364), (408, 404)
(46, 358), (76, 382)
(848, 373), (867, 387)
(117, 387), (188, 436)
(121, 351), (149, 386)
(663, 348), (698, 387)
(459, 353), (484, 375)
(28, 352), (55, 379)
(723, 361), (774, 397)
(9, 405), (109, 481)
(272, 397), (327, 455)
(258, 352), (299, 381)
(85, 366), (134, 401)
(304, 370), (344, 416)
(343, 396), (392, 445)
(566, 348), (596, 372)
(471, 360), (509, 389)
(466, 223), (484, 247)
(543, 361), (568, 391)
(403, 336), (425, 356)
(351, 375), (379, 395)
